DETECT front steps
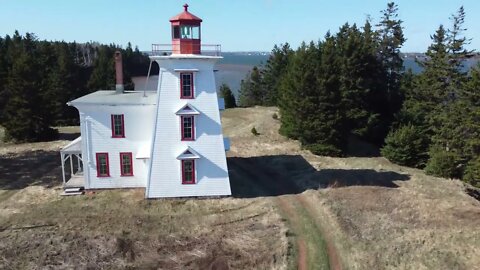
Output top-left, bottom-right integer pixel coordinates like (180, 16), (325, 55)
(61, 187), (84, 196)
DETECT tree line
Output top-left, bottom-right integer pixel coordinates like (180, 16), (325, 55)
(238, 3), (479, 187)
(0, 31), (153, 142)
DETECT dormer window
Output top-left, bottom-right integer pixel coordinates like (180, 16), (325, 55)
(180, 73), (194, 99)
(111, 114), (125, 138)
(177, 147), (200, 185)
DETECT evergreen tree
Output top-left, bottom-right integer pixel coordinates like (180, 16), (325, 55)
(278, 40), (345, 156)
(261, 43), (293, 105)
(87, 45), (115, 91)
(238, 66), (263, 107)
(3, 33), (57, 141)
(0, 35), (10, 123)
(376, 2), (406, 121)
(336, 23), (384, 142)
(219, 83), (236, 108)
(381, 124), (429, 167)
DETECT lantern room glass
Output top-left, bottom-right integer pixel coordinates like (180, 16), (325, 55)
(172, 25), (200, 39)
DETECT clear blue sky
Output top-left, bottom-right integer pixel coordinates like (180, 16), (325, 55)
(0, 0), (479, 52)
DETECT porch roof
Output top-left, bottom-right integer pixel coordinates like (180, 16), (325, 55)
(61, 137), (82, 154)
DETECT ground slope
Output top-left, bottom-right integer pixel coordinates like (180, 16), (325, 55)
(224, 106), (480, 270)
(1, 107), (479, 269)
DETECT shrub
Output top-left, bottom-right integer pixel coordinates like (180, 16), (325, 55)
(381, 124), (429, 168)
(251, 127), (260, 136)
(306, 143), (343, 157)
(464, 157), (480, 188)
(425, 146), (462, 179)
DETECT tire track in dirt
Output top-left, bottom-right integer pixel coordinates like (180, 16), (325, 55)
(230, 157), (341, 270)
(276, 196), (308, 270)
(297, 195), (342, 270)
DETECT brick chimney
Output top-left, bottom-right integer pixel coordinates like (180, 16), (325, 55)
(114, 51), (124, 94)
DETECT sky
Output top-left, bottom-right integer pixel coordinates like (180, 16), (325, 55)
(0, 0), (479, 52)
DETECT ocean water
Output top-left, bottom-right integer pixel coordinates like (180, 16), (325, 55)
(133, 53), (478, 97)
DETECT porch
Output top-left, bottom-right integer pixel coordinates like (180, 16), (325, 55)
(60, 137), (84, 195)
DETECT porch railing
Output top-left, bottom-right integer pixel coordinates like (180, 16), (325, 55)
(150, 44), (221, 56)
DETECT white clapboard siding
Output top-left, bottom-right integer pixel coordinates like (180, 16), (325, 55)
(146, 56), (231, 198)
(76, 104), (156, 189)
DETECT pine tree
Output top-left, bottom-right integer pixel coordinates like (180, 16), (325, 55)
(426, 7), (475, 178)
(0, 35), (9, 123)
(219, 83), (236, 108)
(278, 40), (345, 156)
(464, 63), (480, 105)
(261, 43), (293, 106)
(238, 66), (263, 107)
(335, 23), (384, 142)
(87, 45), (115, 91)
(381, 124), (429, 167)
(376, 2), (406, 121)
(3, 33), (57, 141)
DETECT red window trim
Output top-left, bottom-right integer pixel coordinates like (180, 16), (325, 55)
(111, 114), (125, 138)
(180, 115), (195, 141)
(180, 72), (194, 99)
(119, 152), (134, 177)
(181, 160), (196, 184)
(95, 152), (110, 177)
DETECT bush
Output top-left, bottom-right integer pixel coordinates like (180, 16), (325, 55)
(381, 124), (429, 168)
(425, 146), (462, 179)
(251, 127), (260, 136)
(464, 157), (480, 187)
(306, 143), (343, 157)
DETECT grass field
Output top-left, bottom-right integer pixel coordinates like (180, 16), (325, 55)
(1, 107), (479, 269)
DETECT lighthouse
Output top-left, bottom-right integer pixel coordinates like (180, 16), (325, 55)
(64, 4), (231, 198)
(146, 4), (231, 198)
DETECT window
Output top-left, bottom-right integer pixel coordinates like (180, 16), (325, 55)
(172, 25), (180, 39)
(181, 116), (195, 141)
(120, 152), (133, 176)
(96, 153), (110, 177)
(178, 25), (200, 39)
(111, 114), (125, 138)
(182, 160), (195, 184)
(180, 73), (194, 98)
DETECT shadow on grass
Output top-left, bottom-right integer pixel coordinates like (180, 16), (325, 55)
(228, 155), (410, 198)
(58, 131), (80, 141)
(0, 150), (62, 190)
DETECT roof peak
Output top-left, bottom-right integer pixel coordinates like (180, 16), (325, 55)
(170, 3), (202, 23)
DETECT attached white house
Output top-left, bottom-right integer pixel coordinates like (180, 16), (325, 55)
(60, 4), (231, 198)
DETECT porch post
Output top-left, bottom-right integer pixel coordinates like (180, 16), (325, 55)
(69, 154), (74, 175)
(77, 154), (81, 173)
(61, 153), (66, 186)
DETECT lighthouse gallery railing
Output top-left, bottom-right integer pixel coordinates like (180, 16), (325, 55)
(150, 44), (221, 56)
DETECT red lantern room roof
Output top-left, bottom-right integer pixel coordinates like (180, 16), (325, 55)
(169, 4), (202, 23)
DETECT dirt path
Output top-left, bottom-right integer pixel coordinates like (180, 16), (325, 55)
(229, 158), (342, 270)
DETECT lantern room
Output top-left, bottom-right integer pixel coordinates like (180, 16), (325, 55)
(170, 4), (202, 54)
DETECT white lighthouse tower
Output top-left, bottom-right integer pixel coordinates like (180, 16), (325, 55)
(146, 4), (231, 198)
(62, 4), (231, 198)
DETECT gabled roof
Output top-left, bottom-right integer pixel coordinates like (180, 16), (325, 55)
(175, 103), (200, 115)
(68, 91), (157, 106)
(170, 4), (202, 22)
(176, 147), (200, 160)
(61, 136), (82, 154)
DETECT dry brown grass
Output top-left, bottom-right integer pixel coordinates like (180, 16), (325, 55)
(0, 189), (288, 269)
(1, 107), (480, 269)
(225, 106), (480, 270)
